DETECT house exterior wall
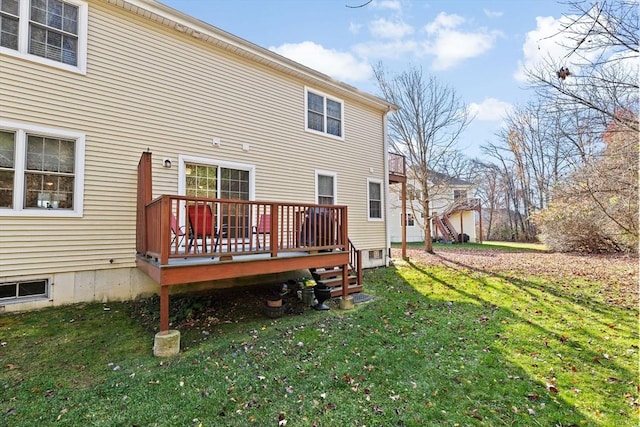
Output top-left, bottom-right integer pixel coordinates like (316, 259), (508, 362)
(0, 0), (390, 311)
(389, 178), (477, 243)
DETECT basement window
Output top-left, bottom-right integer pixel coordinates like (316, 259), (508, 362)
(368, 249), (383, 260)
(0, 279), (48, 301)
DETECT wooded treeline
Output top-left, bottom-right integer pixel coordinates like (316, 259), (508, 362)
(472, 0), (638, 252)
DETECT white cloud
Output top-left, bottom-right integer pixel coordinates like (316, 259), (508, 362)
(469, 98), (512, 121)
(483, 8), (503, 18)
(369, 18), (414, 39)
(269, 41), (372, 83)
(349, 22), (362, 35)
(371, 0), (401, 11)
(514, 11), (614, 83)
(514, 15), (569, 82)
(353, 39), (418, 59)
(425, 12), (465, 34)
(421, 13), (502, 70)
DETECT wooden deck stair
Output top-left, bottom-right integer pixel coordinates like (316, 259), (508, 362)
(311, 266), (362, 297)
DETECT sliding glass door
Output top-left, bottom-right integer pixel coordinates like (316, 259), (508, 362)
(184, 163), (250, 238)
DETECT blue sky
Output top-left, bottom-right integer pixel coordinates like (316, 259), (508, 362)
(160, 0), (572, 158)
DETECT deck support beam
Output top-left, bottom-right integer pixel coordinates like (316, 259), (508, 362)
(160, 286), (169, 333)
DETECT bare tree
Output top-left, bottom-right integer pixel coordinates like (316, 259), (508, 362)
(374, 64), (473, 253)
(535, 120), (638, 252)
(518, 0), (639, 251)
(472, 161), (502, 240)
(526, 0), (638, 133)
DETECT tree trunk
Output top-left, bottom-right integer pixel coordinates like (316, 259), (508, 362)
(423, 199), (433, 253)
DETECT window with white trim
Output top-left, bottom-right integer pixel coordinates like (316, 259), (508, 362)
(453, 189), (467, 202)
(404, 213), (415, 226)
(0, 278), (48, 301)
(0, 0), (88, 72)
(305, 88), (344, 139)
(0, 121), (85, 216)
(367, 178), (383, 220)
(316, 171), (336, 205)
(179, 157), (256, 239)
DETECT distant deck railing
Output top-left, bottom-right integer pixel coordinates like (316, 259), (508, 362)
(388, 152), (406, 181)
(138, 195), (348, 265)
(443, 197), (481, 216)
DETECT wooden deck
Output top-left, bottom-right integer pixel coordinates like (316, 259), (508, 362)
(135, 152), (405, 332)
(136, 153), (363, 331)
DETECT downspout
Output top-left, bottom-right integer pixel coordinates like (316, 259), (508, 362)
(383, 109), (391, 267)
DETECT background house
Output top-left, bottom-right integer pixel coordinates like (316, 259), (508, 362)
(0, 0), (395, 313)
(389, 171), (480, 243)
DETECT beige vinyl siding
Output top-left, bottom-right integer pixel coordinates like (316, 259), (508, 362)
(0, 0), (388, 280)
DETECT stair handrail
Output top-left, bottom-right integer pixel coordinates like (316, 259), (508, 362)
(348, 238), (362, 287)
(443, 197), (481, 216)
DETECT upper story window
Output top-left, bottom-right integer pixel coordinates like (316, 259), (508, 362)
(0, 0), (20, 50)
(407, 184), (421, 201)
(453, 189), (467, 202)
(0, 0), (87, 73)
(0, 120), (85, 217)
(305, 87), (344, 139)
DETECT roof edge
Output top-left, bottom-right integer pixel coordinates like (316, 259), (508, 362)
(105, 0), (398, 112)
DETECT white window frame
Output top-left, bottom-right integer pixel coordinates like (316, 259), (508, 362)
(405, 213), (415, 227)
(304, 87), (345, 141)
(453, 189), (467, 202)
(315, 169), (337, 205)
(177, 155), (256, 232)
(0, 0), (88, 74)
(367, 178), (383, 221)
(0, 277), (50, 303)
(0, 119), (85, 217)
(178, 155), (256, 200)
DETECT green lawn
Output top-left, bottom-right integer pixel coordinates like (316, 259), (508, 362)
(0, 250), (637, 426)
(392, 240), (549, 252)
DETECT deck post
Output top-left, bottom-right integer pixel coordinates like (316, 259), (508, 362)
(339, 206), (354, 309)
(342, 263), (349, 298)
(160, 285), (169, 332)
(401, 180), (407, 259)
(136, 151), (153, 255)
(478, 201), (483, 243)
(270, 203), (278, 257)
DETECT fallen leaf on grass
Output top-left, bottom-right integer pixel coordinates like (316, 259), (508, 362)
(470, 408), (482, 420)
(277, 413), (286, 426)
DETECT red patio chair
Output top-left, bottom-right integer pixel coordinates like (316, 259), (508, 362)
(252, 213), (271, 249)
(170, 213), (186, 247)
(187, 204), (220, 253)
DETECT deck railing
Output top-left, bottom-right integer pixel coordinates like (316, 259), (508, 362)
(388, 152), (406, 179)
(443, 197), (481, 216)
(139, 195), (348, 265)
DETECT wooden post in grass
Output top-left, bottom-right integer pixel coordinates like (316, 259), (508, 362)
(153, 286), (180, 357)
(160, 286), (169, 332)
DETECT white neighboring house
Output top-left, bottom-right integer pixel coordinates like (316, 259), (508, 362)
(389, 171), (481, 243)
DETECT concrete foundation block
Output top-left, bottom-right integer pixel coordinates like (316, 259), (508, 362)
(153, 330), (181, 357)
(339, 296), (355, 310)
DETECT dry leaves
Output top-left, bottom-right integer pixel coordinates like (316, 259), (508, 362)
(393, 248), (638, 308)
